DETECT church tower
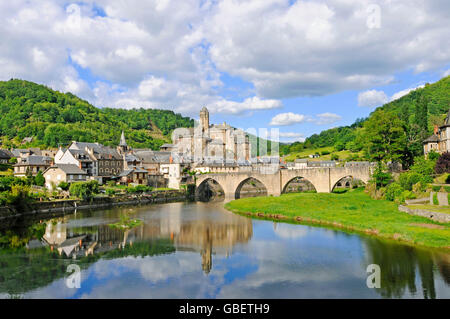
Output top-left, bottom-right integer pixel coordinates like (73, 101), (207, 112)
(200, 107), (209, 135)
(118, 130), (129, 154)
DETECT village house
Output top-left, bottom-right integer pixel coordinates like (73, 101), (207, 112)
(11, 148), (42, 158)
(118, 167), (149, 185)
(423, 110), (450, 156)
(0, 149), (12, 164)
(13, 155), (53, 177)
(56, 141), (124, 182)
(43, 164), (88, 189)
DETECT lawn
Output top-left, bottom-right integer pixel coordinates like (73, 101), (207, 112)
(283, 146), (363, 162)
(225, 189), (450, 249)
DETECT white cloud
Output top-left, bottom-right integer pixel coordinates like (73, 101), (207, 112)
(390, 84), (425, 101)
(443, 69), (450, 77)
(358, 90), (388, 107)
(270, 112), (307, 126)
(204, 0), (450, 99)
(0, 0), (448, 117)
(315, 113), (342, 125)
(279, 132), (305, 142)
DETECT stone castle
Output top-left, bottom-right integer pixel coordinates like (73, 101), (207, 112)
(171, 107), (251, 163)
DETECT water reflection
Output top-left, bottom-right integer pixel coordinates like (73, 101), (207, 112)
(0, 202), (448, 298)
(363, 238), (450, 299)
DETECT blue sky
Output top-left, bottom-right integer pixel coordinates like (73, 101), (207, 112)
(0, 0), (449, 143)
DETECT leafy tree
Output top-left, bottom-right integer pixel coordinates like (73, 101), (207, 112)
(69, 181), (99, 200)
(34, 171), (45, 187)
(371, 162), (392, 189)
(361, 110), (407, 163)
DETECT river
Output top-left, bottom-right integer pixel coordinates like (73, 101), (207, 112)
(0, 202), (449, 298)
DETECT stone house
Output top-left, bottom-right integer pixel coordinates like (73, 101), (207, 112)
(118, 167), (149, 185)
(43, 164), (88, 189)
(13, 155), (53, 177)
(56, 141), (124, 180)
(424, 110), (450, 156)
(0, 149), (12, 164)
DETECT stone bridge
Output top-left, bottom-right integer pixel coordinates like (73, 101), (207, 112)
(195, 166), (372, 201)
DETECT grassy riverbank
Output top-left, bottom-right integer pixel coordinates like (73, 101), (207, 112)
(225, 189), (450, 249)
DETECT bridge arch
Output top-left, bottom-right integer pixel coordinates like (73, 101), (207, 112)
(196, 178), (225, 202)
(282, 176), (317, 194)
(235, 177), (268, 199)
(331, 175), (367, 192)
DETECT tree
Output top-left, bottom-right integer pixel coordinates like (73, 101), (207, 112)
(371, 162), (393, 188)
(361, 110), (407, 163)
(34, 171), (45, 187)
(435, 152), (450, 174)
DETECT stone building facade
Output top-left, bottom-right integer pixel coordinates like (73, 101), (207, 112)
(172, 107), (251, 164)
(424, 110), (450, 156)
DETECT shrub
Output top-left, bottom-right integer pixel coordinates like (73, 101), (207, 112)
(385, 182), (403, 201)
(435, 152), (450, 174)
(334, 142), (345, 152)
(107, 180), (116, 187)
(9, 185), (31, 205)
(58, 182), (70, 191)
(432, 185), (441, 192)
(321, 150), (331, 156)
(106, 189), (116, 196)
(126, 185), (152, 194)
(428, 150), (440, 161)
(69, 181), (100, 200)
(412, 182), (428, 194)
(331, 154), (339, 161)
(446, 174), (450, 184)
(433, 193), (439, 205)
(396, 190), (416, 204)
(399, 172), (422, 191)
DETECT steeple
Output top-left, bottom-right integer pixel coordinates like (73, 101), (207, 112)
(118, 131), (129, 155)
(120, 131), (127, 147)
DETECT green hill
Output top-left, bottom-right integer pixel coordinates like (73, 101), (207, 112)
(0, 79), (194, 150)
(282, 76), (450, 162)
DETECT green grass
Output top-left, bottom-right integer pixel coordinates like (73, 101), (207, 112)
(225, 189), (450, 249)
(283, 146), (363, 162)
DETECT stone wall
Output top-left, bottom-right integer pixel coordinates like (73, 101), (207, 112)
(398, 205), (450, 223)
(0, 190), (187, 221)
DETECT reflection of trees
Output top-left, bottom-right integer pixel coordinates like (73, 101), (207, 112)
(363, 238), (447, 299)
(0, 236), (175, 296)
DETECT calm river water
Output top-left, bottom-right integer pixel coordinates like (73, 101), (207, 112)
(0, 202), (449, 299)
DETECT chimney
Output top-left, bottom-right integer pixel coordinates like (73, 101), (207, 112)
(434, 125), (439, 135)
(169, 155), (173, 164)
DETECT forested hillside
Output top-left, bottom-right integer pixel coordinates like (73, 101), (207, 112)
(281, 76), (450, 164)
(0, 80), (194, 149)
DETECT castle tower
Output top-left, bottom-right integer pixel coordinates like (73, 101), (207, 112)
(200, 107), (209, 136)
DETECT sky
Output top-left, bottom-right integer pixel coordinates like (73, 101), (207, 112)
(0, 0), (449, 143)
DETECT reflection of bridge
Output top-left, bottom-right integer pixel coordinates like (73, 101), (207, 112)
(196, 167), (372, 200)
